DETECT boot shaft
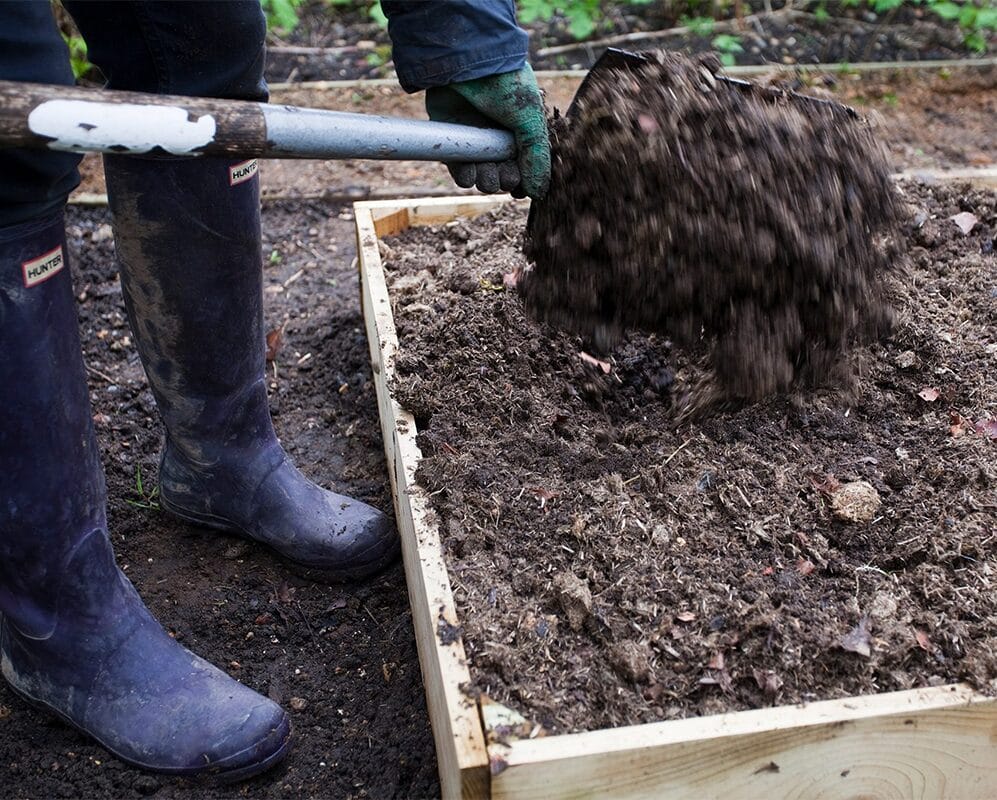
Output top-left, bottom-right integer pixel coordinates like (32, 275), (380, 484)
(0, 212), (107, 639)
(103, 156), (272, 457)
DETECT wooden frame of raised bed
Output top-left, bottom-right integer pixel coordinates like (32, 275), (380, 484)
(355, 194), (997, 800)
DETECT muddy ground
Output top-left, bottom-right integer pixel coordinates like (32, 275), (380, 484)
(385, 180), (995, 733)
(259, 0), (990, 82)
(0, 204), (439, 798)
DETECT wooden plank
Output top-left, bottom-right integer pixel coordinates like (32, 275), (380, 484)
(492, 684), (997, 800)
(356, 198), (506, 800)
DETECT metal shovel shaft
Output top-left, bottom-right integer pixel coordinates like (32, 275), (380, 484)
(0, 80), (517, 162)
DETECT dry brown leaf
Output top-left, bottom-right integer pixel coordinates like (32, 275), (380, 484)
(675, 611), (697, 623)
(265, 327), (283, 362)
(975, 418), (997, 439)
(917, 387), (940, 402)
(950, 211), (979, 235)
(839, 618), (872, 657)
(796, 559), (816, 576)
(579, 351), (612, 374)
(810, 473), (841, 495)
(949, 412), (969, 438)
(707, 651), (725, 671)
(914, 629), (933, 652)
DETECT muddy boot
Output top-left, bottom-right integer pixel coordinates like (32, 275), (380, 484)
(0, 212), (292, 779)
(102, 156), (399, 580)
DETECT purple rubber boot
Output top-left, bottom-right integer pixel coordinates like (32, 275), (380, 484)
(0, 211), (292, 780)
(102, 156), (399, 580)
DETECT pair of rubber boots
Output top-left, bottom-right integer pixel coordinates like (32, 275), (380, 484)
(0, 156), (398, 780)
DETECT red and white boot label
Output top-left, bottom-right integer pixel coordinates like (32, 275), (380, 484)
(229, 159), (259, 186)
(22, 245), (65, 287)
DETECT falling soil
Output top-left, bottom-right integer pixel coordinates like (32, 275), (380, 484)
(383, 179), (996, 734)
(523, 52), (905, 406)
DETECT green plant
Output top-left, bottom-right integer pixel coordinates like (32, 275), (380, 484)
(62, 33), (93, 80)
(261, 0), (304, 33)
(126, 466), (160, 511)
(679, 14), (716, 35)
(711, 32), (744, 66)
(519, 0), (653, 42)
(850, 0), (995, 54)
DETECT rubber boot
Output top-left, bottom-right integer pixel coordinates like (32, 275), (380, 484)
(102, 156), (399, 580)
(0, 212), (291, 779)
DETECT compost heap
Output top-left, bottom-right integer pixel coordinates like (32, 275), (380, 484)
(522, 52), (906, 402)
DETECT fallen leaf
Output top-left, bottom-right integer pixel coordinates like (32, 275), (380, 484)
(839, 618), (872, 657)
(762, 566), (774, 576)
(752, 667), (784, 696)
(918, 387), (940, 402)
(502, 269), (520, 289)
(810, 473), (841, 495)
(796, 559), (816, 576)
(707, 651), (725, 671)
(265, 327), (283, 362)
(950, 211), (979, 235)
(950, 412), (969, 438)
(579, 351), (612, 374)
(675, 611), (697, 623)
(974, 418), (997, 439)
(914, 629), (933, 652)
(637, 113), (659, 134)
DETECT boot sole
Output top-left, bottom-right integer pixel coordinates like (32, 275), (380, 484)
(3, 679), (293, 783)
(159, 496), (400, 583)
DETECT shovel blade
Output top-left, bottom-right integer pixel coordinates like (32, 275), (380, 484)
(565, 47), (857, 119)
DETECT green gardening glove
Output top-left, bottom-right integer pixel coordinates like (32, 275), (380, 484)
(425, 65), (551, 200)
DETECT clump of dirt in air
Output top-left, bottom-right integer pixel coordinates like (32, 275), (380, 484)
(522, 51), (906, 406)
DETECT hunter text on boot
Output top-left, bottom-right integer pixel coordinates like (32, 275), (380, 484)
(22, 246), (65, 287)
(229, 159), (258, 186)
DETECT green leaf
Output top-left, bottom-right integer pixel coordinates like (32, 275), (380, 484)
(712, 33), (744, 52)
(964, 30), (986, 52)
(680, 14), (715, 36)
(719, 51), (736, 67)
(928, 1), (962, 20)
(872, 0), (904, 12)
(815, 4), (830, 22)
(958, 4), (977, 28)
(567, 7), (597, 40)
(369, 0), (388, 28)
(976, 7), (997, 29)
(518, 0), (555, 24)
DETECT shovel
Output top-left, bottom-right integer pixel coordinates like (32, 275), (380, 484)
(0, 79), (516, 162)
(0, 53), (853, 162)
(564, 47), (857, 119)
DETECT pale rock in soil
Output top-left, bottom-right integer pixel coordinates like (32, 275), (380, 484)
(608, 641), (653, 683)
(553, 572), (592, 632)
(830, 481), (882, 523)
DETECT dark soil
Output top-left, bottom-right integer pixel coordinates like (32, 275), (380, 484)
(0, 203), (439, 799)
(524, 52), (904, 404)
(262, 0), (991, 85)
(383, 179), (996, 735)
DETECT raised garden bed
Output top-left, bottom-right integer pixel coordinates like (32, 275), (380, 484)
(355, 190), (997, 798)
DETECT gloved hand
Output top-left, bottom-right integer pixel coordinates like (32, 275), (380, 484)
(426, 65), (551, 200)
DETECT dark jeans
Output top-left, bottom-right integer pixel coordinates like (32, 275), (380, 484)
(0, 1), (268, 227)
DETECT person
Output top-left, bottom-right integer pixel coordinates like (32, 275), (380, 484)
(0, 0), (550, 781)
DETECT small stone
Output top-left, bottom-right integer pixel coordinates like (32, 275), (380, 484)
(894, 350), (917, 370)
(553, 572), (591, 632)
(133, 774), (160, 795)
(290, 697), (308, 711)
(608, 641), (653, 683)
(831, 481), (881, 523)
(868, 590), (898, 620)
